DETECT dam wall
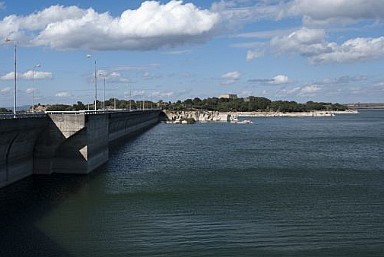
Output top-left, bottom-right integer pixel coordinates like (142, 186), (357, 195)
(34, 112), (110, 175)
(109, 110), (161, 141)
(0, 110), (162, 188)
(0, 116), (48, 188)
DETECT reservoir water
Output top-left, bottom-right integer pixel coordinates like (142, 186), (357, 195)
(1, 110), (384, 256)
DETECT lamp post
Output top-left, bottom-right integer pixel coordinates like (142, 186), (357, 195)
(98, 72), (106, 110)
(32, 64), (41, 113)
(86, 55), (97, 111)
(129, 85), (132, 111)
(5, 38), (17, 117)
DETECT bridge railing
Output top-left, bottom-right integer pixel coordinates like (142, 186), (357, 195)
(0, 108), (162, 118)
(45, 108), (161, 115)
(0, 113), (46, 119)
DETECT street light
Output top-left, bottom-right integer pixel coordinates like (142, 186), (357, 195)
(86, 54), (97, 111)
(98, 72), (106, 110)
(5, 38), (17, 117)
(31, 64), (41, 113)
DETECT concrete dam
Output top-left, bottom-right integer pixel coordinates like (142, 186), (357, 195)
(0, 110), (163, 188)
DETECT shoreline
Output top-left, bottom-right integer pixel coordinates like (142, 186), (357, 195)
(164, 110), (359, 123)
(237, 110), (358, 117)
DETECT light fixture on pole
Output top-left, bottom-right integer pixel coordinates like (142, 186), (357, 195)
(5, 38), (17, 117)
(32, 64), (41, 113)
(98, 72), (106, 110)
(86, 54), (97, 111)
(129, 85), (132, 111)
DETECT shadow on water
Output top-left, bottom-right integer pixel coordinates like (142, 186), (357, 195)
(0, 126), (156, 257)
(108, 124), (158, 154)
(0, 168), (106, 257)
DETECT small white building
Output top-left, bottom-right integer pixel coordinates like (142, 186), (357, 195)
(219, 94), (238, 100)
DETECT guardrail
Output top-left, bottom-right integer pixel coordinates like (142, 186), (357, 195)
(0, 113), (47, 119)
(0, 108), (162, 118)
(45, 108), (161, 115)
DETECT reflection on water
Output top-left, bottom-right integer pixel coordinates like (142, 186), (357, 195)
(1, 110), (384, 257)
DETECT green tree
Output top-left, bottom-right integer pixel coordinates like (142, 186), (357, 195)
(0, 108), (11, 113)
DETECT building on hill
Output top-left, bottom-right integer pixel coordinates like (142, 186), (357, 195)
(219, 94), (237, 100)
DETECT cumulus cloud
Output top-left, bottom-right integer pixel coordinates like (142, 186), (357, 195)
(230, 1), (384, 64)
(21, 70), (53, 80)
(0, 71), (52, 80)
(287, 0), (384, 25)
(311, 37), (384, 63)
(300, 85), (321, 94)
(56, 91), (71, 97)
(270, 75), (289, 85)
(271, 27), (328, 56)
(0, 1), (220, 50)
(271, 27), (384, 64)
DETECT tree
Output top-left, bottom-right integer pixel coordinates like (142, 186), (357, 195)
(0, 108), (11, 113)
(73, 101), (86, 111)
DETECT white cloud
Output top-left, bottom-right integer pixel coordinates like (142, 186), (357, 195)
(0, 1), (218, 50)
(300, 85), (320, 94)
(100, 71), (129, 83)
(0, 72), (15, 80)
(211, 0), (285, 27)
(221, 71), (241, 86)
(56, 91), (71, 97)
(248, 74), (289, 84)
(21, 70), (53, 80)
(26, 88), (37, 94)
(222, 71), (241, 80)
(287, 0), (384, 25)
(1, 87), (11, 93)
(237, 29), (297, 40)
(270, 75), (289, 85)
(311, 37), (384, 63)
(271, 27), (328, 56)
(0, 71), (52, 80)
(271, 27), (384, 64)
(246, 50), (264, 61)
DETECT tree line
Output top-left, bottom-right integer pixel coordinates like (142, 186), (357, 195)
(163, 96), (348, 112)
(45, 99), (156, 111)
(1, 96), (348, 113)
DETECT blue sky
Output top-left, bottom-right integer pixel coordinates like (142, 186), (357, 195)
(0, 0), (384, 107)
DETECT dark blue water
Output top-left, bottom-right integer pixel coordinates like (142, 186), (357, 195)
(1, 110), (384, 257)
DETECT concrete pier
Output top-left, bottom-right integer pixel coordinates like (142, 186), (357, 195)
(0, 110), (162, 188)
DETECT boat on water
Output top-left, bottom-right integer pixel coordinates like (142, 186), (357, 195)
(238, 119), (253, 124)
(232, 119), (253, 124)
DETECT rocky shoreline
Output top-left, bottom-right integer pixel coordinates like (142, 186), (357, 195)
(164, 110), (358, 124)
